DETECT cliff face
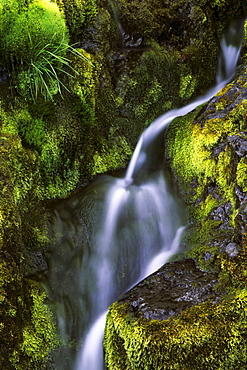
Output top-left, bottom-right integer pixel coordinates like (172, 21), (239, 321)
(1, 0), (247, 368)
(104, 18), (247, 370)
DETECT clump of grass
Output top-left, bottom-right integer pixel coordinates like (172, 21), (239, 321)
(0, 0), (90, 100)
(17, 35), (90, 101)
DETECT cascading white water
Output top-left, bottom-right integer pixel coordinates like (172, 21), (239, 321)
(74, 19), (244, 370)
(45, 18), (244, 370)
(75, 171), (183, 370)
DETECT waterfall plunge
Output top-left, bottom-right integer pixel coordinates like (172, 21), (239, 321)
(45, 19), (245, 370)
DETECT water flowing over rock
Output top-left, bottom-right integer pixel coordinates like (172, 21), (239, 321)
(104, 18), (247, 370)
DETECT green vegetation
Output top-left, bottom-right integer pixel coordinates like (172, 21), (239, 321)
(165, 77), (247, 275)
(104, 289), (247, 370)
(0, 128), (57, 368)
(104, 15), (247, 368)
(0, 0), (91, 101)
(20, 284), (59, 365)
(55, 0), (97, 38)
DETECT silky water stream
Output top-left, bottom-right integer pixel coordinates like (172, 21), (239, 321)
(44, 19), (245, 370)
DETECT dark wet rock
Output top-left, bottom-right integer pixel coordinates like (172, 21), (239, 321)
(208, 201), (233, 230)
(210, 236), (233, 252)
(204, 251), (213, 261)
(206, 183), (223, 201)
(118, 259), (220, 321)
(212, 141), (227, 157)
(194, 74), (247, 127)
(21, 251), (48, 277)
(235, 186), (247, 204)
(235, 201), (247, 235)
(227, 132), (247, 157)
(0, 66), (10, 83)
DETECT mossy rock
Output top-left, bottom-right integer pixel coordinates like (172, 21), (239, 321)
(104, 15), (247, 370)
(55, 0), (97, 40)
(165, 66), (247, 281)
(73, 0), (247, 170)
(0, 132), (59, 369)
(104, 287), (247, 370)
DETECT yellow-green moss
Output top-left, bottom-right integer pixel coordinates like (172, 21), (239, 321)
(92, 134), (132, 175)
(104, 288), (247, 370)
(179, 74), (196, 99)
(20, 283), (59, 364)
(236, 157), (247, 192)
(0, 102), (60, 369)
(166, 94), (247, 212)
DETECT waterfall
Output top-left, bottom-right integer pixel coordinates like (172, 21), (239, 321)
(75, 19), (244, 370)
(45, 18), (244, 370)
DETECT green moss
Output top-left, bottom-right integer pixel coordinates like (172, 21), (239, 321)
(166, 95), (247, 209)
(68, 48), (96, 125)
(20, 283), (59, 365)
(0, 2), (246, 368)
(16, 112), (46, 152)
(0, 0), (72, 101)
(115, 47), (180, 127)
(0, 126), (59, 369)
(56, 0), (97, 38)
(104, 288), (247, 370)
(236, 157), (247, 192)
(91, 132), (132, 175)
(179, 74), (196, 99)
(165, 70), (247, 284)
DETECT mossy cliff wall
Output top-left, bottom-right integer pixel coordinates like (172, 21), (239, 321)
(1, 0), (247, 368)
(165, 54), (247, 286)
(104, 21), (247, 370)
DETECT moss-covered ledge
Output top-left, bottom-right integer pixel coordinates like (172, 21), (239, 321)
(103, 73), (247, 368)
(104, 287), (247, 369)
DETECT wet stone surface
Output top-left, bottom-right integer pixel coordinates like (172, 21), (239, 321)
(209, 201), (234, 230)
(194, 73), (247, 127)
(118, 258), (220, 321)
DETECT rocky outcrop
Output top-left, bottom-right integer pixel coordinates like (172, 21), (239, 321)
(105, 283), (247, 369)
(118, 259), (220, 321)
(165, 63), (247, 279)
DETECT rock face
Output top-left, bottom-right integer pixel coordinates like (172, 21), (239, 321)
(104, 286), (247, 370)
(118, 259), (220, 321)
(165, 62), (247, 281)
